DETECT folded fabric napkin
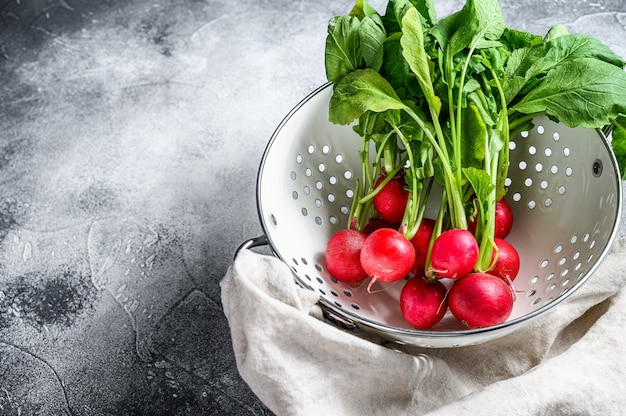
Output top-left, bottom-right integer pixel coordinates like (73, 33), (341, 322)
(220, 237), (626, 416)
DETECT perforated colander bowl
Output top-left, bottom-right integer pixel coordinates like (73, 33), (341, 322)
(245, 82), (622, 348)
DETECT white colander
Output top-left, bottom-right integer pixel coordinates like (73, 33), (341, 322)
(241, 82), (622, 348)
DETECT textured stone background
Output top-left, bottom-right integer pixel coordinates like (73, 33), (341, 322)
(0, 0), (625, 415)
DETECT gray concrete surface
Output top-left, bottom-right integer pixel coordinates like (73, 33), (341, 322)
(0, 0), (625, 415)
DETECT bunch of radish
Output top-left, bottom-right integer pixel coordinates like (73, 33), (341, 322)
(320, 0), (626, 330)
(325, 174), (519, 329)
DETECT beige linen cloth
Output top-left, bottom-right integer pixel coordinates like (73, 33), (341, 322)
(221, 237), (626, 415)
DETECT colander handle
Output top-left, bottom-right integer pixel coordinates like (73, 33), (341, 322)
(235, 235), (360, 331)
(234, 235), (269, 260)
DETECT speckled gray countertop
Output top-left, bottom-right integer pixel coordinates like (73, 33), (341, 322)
(1, 0), (625, 415)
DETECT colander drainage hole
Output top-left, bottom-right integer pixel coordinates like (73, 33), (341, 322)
(351, 303), (360, 310)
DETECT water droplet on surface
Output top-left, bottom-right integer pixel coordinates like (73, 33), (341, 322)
(126, 299), (139, 314)
(22, 242), (32, 261)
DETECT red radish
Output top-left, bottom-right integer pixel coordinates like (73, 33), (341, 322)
(324, 229), (368, 286)
(448, 272), (514, 329)
(360, 228), (415, 284)
(373, 175), (408, 224)
(489, 238), (520, 282)
(400, 276), (448, 329)
(494, 199), (514, 239)
(362, 217), (398, 235)
(410, 218), (435, 274)
(429, 229), (478, 278)
(467, 198), (514, 239)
